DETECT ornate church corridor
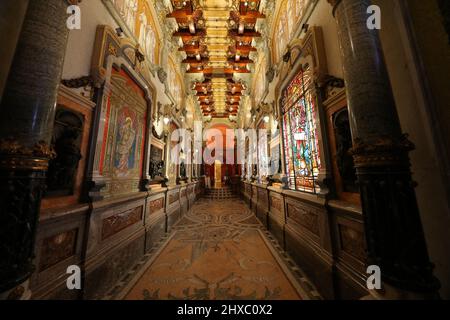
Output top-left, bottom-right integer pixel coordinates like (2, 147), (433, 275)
(108, 198), (319, 300)
(1, 0), (450, 304)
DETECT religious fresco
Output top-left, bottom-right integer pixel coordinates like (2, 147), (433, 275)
(114, 106), (138, 177)
(272, 0), (313, 63)
(99, 68), (148, 195)
(108, 0), (160, 64)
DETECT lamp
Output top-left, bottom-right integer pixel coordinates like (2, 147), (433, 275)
(163, 117), (170, 125)
(263, 115), (270, 123)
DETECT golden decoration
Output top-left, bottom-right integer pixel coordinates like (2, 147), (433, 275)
(350, 135), (415, 168)
(0, 139), (56, 171)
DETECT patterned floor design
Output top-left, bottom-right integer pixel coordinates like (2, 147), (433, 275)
(106, 198), (322, 300)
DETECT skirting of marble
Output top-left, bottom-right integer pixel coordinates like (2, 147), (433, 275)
(103, 199), (322, 300)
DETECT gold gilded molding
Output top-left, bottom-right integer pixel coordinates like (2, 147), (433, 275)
(0, 139), (56, 170)
(351, 135), (415, 168)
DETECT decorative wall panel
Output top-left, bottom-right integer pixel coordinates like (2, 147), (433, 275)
(169, 192), (179, 205)
(149, 197), (164, 213)
(338, 224), (366, 261)
(98, 69), (148, 197)
(101, 206), (143, 240)
(286, 202), (319, 237)
(258, 188), (268, 205)
(39, 229), (78, 271)
(270, 196), (282, 212)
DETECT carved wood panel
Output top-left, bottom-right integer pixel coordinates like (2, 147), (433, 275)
(338, 224), (366, 262)
(258, 188), (268, 204)
(287, 202), (320, 236)
(245, 184), (252, 196)
(270, 196), (282, 212)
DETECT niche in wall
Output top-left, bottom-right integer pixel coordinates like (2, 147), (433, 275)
(40, 85), (94, 210)
(149, 144), (164, 180)
(46, 108), (84, 197)
(324, 88), (359, 203)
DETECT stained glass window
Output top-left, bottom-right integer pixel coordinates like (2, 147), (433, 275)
(282, 65), (321, 193)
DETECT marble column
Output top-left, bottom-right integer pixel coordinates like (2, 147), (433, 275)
(328, 0), (440, 297)
(0, 0), (74, 299)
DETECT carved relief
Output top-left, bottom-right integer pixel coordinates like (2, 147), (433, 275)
(246, 184), (251, 195)
(270, 196), (282, 211)
(287, 203), (319, 236)
(149, 197), (164, 212)
(258, 189), (267, 204)
(102, 206), (143, 240)
(339, 225), (366, 261)
(39, 229), (78, 271)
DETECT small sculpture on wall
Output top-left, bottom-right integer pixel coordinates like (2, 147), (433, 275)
(149, 160), (165, 179)
(157, 67), (167, 84)
(180, 161), (186, 179)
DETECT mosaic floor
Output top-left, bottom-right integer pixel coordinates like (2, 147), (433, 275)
(109, 199), (320, 300)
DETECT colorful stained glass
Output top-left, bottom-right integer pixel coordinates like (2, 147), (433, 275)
(281, 66), (321, 193)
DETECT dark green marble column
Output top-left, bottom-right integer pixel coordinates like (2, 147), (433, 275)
(0, 0), (74, 299)
(328, 0), (440, 297)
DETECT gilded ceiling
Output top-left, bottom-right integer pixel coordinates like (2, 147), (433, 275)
(167, 0), (265, 119)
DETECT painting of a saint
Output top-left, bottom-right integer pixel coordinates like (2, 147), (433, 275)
(114, 107), (137, 176)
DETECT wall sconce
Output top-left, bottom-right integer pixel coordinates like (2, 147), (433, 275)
(263, 115), (270, 123)
(163, 117), (171, 125)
